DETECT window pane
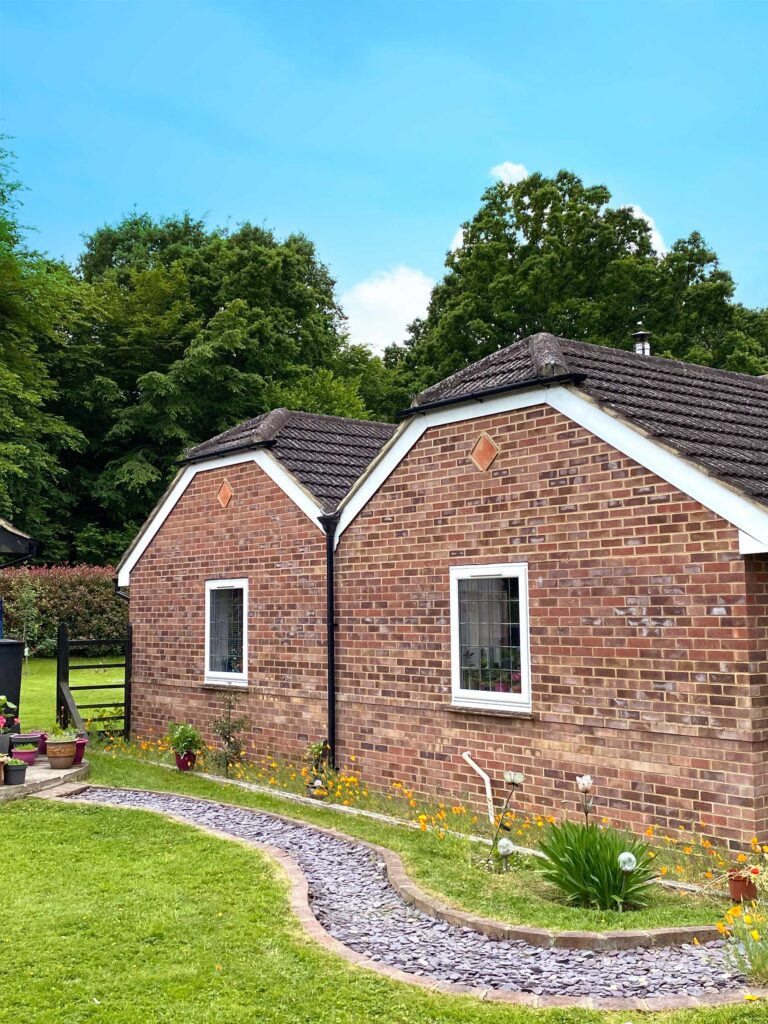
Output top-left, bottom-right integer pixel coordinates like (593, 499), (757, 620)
(209, 587), (244, 674)
(458, 576), (521, 694)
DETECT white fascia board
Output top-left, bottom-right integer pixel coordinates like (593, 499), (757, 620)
(336, 383), (768, 552)
(117, 450), (324, 587)
(335, 386), (552, 543)
(738, 530), (768, 555)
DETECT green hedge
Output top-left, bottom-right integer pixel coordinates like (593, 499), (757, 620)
(0, 566), (128, 653)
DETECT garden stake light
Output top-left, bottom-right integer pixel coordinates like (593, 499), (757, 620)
(575, 774), (594, 825)
(486, 770), (526, 867)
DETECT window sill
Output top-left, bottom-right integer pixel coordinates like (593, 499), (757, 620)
(203, 679), (248, 691)
(448, 703), (537, 721)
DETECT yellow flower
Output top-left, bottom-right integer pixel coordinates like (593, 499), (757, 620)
(751, 930), (761, 942)
(737, 853), (748, 863)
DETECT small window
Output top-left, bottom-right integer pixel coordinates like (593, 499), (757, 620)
(205, 579), (248, 685)
(450, 564), (530, 711)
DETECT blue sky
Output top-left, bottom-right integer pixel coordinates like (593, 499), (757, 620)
(1, 0), (766, 351)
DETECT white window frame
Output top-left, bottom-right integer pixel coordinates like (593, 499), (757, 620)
(204, 578), (249, 687)
(449, 563), (531, 712)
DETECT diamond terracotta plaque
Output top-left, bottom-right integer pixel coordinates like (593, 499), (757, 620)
(469, 432), (500, 472)
(216, 479), (234, 508)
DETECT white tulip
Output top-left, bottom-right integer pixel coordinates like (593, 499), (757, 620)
(618, 852), (637, 873)
(575, 774), (593, 793)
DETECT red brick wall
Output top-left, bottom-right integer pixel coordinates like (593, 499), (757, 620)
(334, 405), (763, 844)
(129, 460), (327, 759)
(746, 555), (768, 836)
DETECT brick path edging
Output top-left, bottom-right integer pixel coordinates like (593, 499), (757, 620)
(38, 783), (768, 1012)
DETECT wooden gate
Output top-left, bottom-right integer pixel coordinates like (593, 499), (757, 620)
(55, 621), (132, 738)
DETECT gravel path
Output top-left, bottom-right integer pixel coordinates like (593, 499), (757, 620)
(70, 786), (741, 1000)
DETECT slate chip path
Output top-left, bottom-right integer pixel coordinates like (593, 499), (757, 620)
(70, 787), (743, 999)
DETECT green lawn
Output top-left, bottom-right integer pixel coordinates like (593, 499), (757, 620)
(2, 797), (760, 1024)
(91, 754), (727, 933)
(18, 656), (125, 732)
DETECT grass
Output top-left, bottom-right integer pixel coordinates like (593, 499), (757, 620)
(2, 796), (762, 1024)
(90, 752), (728, 933)
(17, 656), (125, 732)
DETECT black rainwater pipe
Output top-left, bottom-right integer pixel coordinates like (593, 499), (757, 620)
(318, 512), (340, 768)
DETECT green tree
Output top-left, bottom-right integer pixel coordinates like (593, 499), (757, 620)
(0, 147), (84, 559)
(399, 170), (768, 392)
(63, 217), (357, 559)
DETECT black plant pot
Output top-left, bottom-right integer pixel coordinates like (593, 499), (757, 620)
(0, 734), (10, 755)
(4, 763), (27, 786)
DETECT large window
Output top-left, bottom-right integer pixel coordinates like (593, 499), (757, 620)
(450, 563), (531, 711)
(205, 579), (248, 685)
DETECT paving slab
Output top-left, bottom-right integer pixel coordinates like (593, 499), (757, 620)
(0, 760), (89, 801)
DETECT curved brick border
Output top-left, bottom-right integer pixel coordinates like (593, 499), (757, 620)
(40, 784), (767, 1012)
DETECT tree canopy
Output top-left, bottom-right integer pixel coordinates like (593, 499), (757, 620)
(0, 152), (765, 564)
(393, 171), (768, 393)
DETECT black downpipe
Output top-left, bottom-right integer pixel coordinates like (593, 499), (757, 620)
(318, 512), (340, 768)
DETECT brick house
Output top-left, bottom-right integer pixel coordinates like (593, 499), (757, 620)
(118, 334), (768, 843)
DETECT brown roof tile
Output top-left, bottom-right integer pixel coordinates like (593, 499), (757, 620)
(185, 409), (397, 512)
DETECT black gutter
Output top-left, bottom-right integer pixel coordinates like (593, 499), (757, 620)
(180, 438), (277, 465)
(317, 511), (340, 768)
(396, 372), (587, 419)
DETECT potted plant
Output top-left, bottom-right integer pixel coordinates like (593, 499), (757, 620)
(46, 730), (79, 769)
(728, 866), (760, 902)
(11, 730), (44, 751)
(11, 743), (37, 766)
(168, 722), (203, 771)
(3, 757), (27, 785)
(0, 696), (19, 755)
(0, 754), (7, 784)
(72, 733), (88, 765)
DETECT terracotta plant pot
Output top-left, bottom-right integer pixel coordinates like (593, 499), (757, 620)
(46, 740), (76, 770)
(728, 868), (758, 903)
(72, 736), (88, 766)
(11, 748), (36, 765)
(4, 763), (27, 786)
(174, 751), (196, 772)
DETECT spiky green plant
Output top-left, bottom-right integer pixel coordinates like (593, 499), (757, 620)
(537, 820), (656, 911)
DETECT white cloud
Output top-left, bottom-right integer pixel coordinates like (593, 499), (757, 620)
(628, 204), (667, 254)
(490, 160), (529, 185)
(341, 266), (434, 354)
(450, 226), (464, 251)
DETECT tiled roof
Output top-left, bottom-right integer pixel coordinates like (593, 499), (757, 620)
(413, 332), (768, 509)
(185, 408), (397, 512)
